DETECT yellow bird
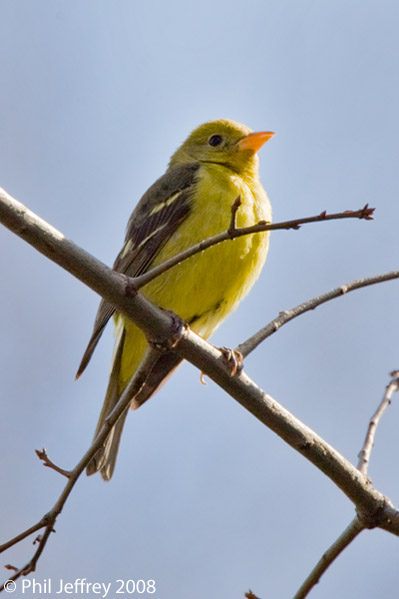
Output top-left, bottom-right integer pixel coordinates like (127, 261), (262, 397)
(77, 119), (274, 480)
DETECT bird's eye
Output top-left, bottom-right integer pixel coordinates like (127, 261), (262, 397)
(208, 134), (223, 147)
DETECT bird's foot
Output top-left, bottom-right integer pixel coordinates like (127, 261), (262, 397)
(219, 347), (244, 376)
(149, 310), (187, 353)
(199, 347), (244, 385)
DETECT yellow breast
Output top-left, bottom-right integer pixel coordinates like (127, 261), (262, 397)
(118, 162), (271, 387)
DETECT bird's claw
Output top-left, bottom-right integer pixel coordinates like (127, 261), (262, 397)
(200, 372), (207, 385)
(149, 310), (187, 352)
(219, 347), (244, 376)
(199, 348), (244, 384)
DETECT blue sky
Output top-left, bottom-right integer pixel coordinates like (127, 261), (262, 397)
(1, 2), (398, 598)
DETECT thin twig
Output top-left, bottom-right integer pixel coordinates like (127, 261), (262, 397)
(358, 370), (399, 474)
(0, 521), (46, 555)
(0, 349), (160, 590)
(228, 195), (242, 235)
(35, 448), (71, 478)
(133, 204), (374, 289)
(293, 518), (364, 599)
(237, 271), (399, 357)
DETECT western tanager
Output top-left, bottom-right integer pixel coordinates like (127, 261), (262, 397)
(77, 119), (274, 480)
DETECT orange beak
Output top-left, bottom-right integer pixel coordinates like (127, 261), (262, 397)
(237, 131), (275, 153)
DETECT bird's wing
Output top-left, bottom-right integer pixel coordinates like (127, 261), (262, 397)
(76, 163), (199, 378)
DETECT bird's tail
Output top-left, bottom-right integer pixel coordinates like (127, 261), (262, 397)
(86, 325), (183, 481)
(86, 326), (128, 481)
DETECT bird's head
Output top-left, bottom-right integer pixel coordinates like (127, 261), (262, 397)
(169, 119), (274, 178)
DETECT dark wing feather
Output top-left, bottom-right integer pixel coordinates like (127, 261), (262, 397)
(76, 163), (199, 378)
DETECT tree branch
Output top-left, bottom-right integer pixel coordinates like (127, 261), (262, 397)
(133, 203), (374, 289)
(357, 370), (399, 474)
(0, 521), (46, 556)
(0, 348), (160, 589)
(35, 448), (71, 478)
(293, 517), (365, 599)
(0, 187), (397, 519)
(237, 272), (399, 358)
(292, 370), (399, 598)
(0, 188), (397, 589)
